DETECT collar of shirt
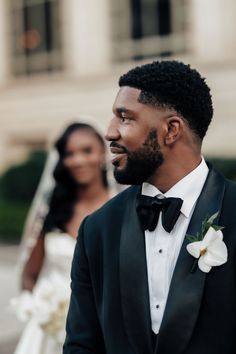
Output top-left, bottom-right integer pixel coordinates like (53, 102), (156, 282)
(141, 158), (209, 218)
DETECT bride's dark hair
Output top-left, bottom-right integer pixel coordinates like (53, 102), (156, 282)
(42, 122), (108, 233)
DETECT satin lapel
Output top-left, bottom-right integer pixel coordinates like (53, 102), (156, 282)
(120, 186), (153, 354)
(156, 167), (226, 354)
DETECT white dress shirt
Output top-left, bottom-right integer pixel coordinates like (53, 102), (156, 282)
(142, 158), (209, 334)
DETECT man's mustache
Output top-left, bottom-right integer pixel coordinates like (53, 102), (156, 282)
(109, 142), (128, 154)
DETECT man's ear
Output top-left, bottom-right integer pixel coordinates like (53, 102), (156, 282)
(164, 115), (184, 145)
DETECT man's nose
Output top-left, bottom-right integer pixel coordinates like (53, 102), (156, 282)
(105, 119), (120, 141)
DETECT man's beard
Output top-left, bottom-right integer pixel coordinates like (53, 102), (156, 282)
(113, 129), (164, 185)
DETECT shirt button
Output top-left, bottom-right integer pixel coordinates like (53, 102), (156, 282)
(158, 249), (163, 253)
(156, 304), (160, 309)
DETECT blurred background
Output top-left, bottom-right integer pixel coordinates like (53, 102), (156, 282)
(0, 0), (236, 352)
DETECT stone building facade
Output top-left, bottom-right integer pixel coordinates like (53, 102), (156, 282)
(0, 0), (235, 171)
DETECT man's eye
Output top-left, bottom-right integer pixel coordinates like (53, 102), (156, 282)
(120, 116), (131, 123)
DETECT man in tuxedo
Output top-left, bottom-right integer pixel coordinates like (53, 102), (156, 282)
(63, 61), (236, 354)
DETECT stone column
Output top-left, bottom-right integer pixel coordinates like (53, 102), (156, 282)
(63, 0), (111, 76)
(0, 0), (10, 85)
(188, 0), (236, 62)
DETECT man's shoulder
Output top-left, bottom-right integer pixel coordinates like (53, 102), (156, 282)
(224, 178), (236, 198)
(85, 185), (140, 226)
(210, 166), (236, 209)
(208, 163), (236, 197)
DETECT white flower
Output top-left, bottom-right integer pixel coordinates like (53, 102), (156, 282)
(10, 290), (34, 322)
(186, 226), (228, 273)
(11, 271), (70, 343)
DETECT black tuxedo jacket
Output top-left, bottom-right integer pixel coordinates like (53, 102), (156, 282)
(63, 167), (236, 354)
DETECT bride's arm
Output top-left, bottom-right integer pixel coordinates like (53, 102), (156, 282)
(21, 233), (45, 291)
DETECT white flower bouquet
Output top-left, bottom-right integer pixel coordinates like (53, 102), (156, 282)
(11, 272), (70, 343)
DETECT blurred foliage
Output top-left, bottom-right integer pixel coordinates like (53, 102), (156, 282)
(0, 151), (46, 202)
(0, 150), (47, 243)
(0, 200), (30, 243)
(207, 157), (236, 181)
(0, 154), (235, 244)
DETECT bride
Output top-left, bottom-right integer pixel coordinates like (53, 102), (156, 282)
(13, 122), (112, 354)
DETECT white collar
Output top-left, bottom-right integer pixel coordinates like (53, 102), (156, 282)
(141, 158), (209, 218)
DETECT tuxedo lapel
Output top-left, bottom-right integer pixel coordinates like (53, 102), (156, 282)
(120, 186), (153, 354)
(156, 167), (226, 354)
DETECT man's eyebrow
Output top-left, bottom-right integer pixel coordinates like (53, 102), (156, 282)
(114, 107), (133, 114)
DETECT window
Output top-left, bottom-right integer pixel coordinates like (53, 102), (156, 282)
(131, 0), (172, 39)
(9, 0), (62, 76)
(111, 0), (186, 61)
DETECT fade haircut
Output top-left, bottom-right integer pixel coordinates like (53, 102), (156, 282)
(119, 60), (213, 141)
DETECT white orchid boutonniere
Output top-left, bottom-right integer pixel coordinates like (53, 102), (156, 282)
(186, 212), (228, 273)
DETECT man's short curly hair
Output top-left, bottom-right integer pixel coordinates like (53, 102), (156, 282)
(119, 60), (213, 141)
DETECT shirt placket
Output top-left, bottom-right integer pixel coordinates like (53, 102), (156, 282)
(152, 217), (170, 332)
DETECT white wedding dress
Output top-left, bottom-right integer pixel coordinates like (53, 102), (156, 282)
(13, 231), (76, 354)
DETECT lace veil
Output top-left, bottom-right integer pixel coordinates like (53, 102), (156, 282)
(17, 148), (58, 269)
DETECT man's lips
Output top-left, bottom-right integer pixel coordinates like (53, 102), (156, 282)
(109, 143), (128, 165)
(111, 154), (126, 166)
(110, 147), (126, 154)
(110, 147), (127, 165)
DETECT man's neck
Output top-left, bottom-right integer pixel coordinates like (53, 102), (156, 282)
(147, 155), (202, 193)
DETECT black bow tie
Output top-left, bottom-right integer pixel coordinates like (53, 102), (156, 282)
(136, 194), (183, 233)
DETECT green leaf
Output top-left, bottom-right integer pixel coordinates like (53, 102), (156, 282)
(185, 211), (224, 246)
(198, 233), (205, 241)
(201, 216), (211, 234)
(207, 211), (219, 225)
(212, 225), (224, 231)
(186, 234), (198, 242)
